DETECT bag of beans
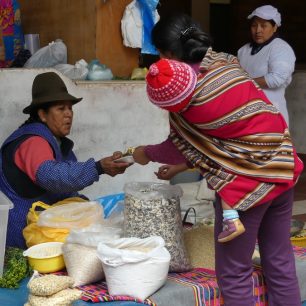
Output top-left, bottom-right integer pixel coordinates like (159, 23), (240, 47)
(62, 243), (105, 287)
(27, 274), (74, 296)
(123, 182), (192, 272)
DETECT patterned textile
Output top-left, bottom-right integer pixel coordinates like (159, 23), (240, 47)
(78, 281), (154, 305)
(169, 48), (303, 210)
(77, 267), (267, 306)
(293, 245), (306, 260)
(0, 0), (24, 68)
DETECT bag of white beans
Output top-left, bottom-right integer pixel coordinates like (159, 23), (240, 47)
(62, 243), (105, 287)
(28, 288), (82, 306)
(27, 274), (74, 296)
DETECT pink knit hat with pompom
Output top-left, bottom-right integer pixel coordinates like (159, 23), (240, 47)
(146, 59), (197, 112)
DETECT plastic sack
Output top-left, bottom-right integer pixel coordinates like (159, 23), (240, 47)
(54, 59), (88, 80)
(66, 223), (123, 247)
(37, 201), (103, 229)
(27, 273), (74, 296)
(28, 288), (82, 306)
(183, 224), (215, 270)
(121, 0), (142, 48)
(62, 243), (105, 287)
(124, 182), (191, 272)
(177, 180), (215, 223)
(95, 193), (125, 218)
(131, 67), (148, 80)
(87, 59), (113, 81)
(97, 236), (170, 300)
(23, 197), (87, 247)
(137, 0), (159, 55)
(24, 39), (67, 68)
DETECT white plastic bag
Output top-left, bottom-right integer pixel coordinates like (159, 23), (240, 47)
(177, 180), (215, 223)
(66, 223), (123, 247)
(37, 201), (103, 229)
(62, 243), (105, 287)
(97, 236), (170, 300)
(24, 39), (67, 68)
(54, 59), (88, 80)
(87, 59), (113, 81)
(121, 0), (159, 49)
(121, 0), (142, 48)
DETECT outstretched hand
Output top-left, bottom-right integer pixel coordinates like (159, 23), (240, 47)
(99, 151), (132, 177)
(155, 163), (189, 180)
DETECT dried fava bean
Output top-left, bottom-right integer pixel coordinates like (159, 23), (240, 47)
(27, 275), (74, 296)
(28, 288), (82, 306)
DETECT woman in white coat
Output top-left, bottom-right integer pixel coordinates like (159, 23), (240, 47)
(238, 5), (295, 125)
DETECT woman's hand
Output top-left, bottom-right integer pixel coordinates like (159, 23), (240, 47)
(155, 163), (189, 180)
(99, 151), (132, 177)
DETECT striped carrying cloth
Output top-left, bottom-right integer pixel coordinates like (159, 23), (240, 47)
(78, 267), (267, 306)
(169, 48), (303, 210)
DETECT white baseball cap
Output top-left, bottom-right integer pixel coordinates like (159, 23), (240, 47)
(247, 5), (281, 27)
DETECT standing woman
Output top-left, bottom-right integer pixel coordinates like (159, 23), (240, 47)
(130, 13), (302, 306)
(238, 5), (295, 125)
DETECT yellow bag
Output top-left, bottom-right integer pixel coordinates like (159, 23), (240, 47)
(23, 197), (86, 248)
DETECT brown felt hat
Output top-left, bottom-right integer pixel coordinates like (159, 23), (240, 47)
(23, 72), (83, 114)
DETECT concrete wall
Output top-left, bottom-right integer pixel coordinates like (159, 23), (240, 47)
(286, 71), (306, 153)
(0, 69), (170, 200)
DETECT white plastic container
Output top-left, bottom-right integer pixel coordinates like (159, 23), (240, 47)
(0, 192), (13, 277)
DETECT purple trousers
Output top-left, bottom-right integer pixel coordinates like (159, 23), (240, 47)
(214, 188), (301, 306)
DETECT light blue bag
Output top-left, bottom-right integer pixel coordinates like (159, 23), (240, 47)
(137, 0), (159, 55)
(95, 193), (125, 218)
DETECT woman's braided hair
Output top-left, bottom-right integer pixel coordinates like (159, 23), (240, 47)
(152, 13), (212, 63)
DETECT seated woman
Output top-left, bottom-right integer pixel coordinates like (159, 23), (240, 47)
(0, 72), (130, 248)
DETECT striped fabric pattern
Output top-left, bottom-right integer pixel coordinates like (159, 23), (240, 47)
(169, 48), (303, 210)
(77, 267), (267, 306)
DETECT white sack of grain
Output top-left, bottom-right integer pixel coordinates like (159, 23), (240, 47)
(62, 243), (105, 287)
(97, 236), (170, 300)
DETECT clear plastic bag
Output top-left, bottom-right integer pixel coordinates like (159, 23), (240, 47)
(24, 39), (67, 68)
(37, 201), (103, 229)
(95, 193), (125, 218)
(62, 243), (105, 287)
(66, 223), (123, 247)
(87, 59), (113, 81)
(124, 182), (192, 272)
(54, 59), (88, 80)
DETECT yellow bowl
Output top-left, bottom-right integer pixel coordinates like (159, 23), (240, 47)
(23, 242), (65, 273)
(291, 229), (306, 248)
